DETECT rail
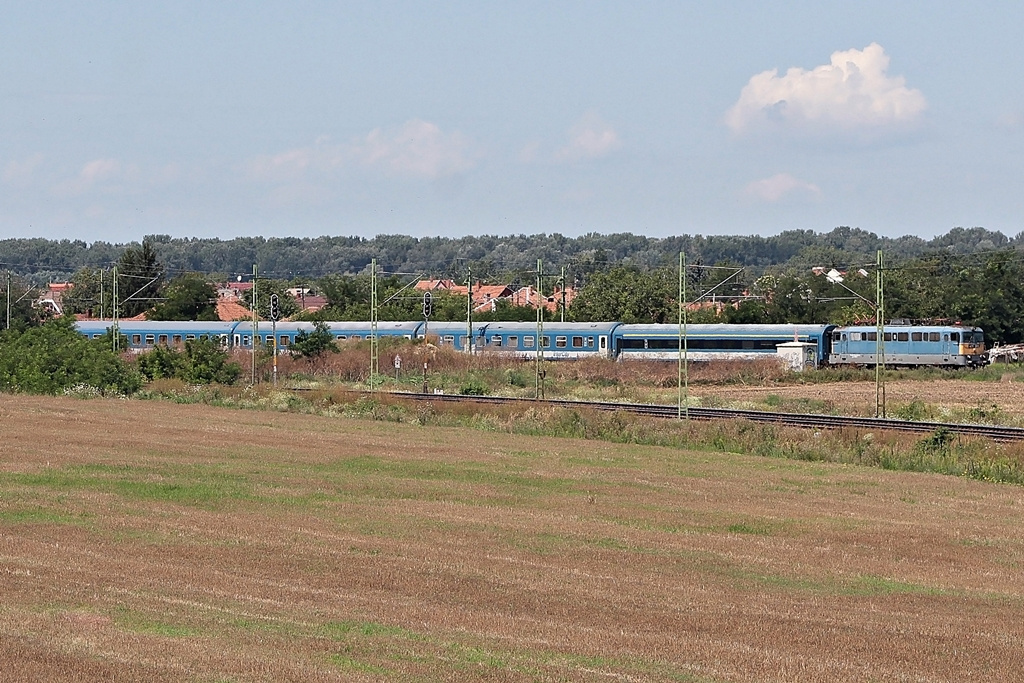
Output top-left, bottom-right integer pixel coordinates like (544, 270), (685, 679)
(356, 391), (1024, 443)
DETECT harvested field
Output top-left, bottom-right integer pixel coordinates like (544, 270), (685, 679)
(1, 395), (1024, 682)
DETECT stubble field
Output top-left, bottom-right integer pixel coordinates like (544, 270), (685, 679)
(2, 395), (1024, 682)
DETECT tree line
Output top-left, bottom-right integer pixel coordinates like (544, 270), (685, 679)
(1, 226), (1020, 283)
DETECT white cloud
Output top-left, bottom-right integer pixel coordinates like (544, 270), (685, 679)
(2, 154), (45, 185)
(726, 43), (926, 137)
(998, 110), (1024, 130)
(80, 158), (121, 183)
(354, 119), (478, 179)
(51, 158), (124, 197)
(743, 173), (821, 202)
(554, 112), (622, 163)
(246, 137), (343, 183)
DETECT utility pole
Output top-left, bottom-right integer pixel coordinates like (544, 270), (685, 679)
(112, 265), (119, 352)
(6, 271), (10, 331)
(251, 265), (258, 385)
(875, 250), (886, 417)
(370, 258), (378, 389)
(678, 252), (689, 422)
(99, 268), (105, 321)
(535, 259), (544, 399)
(270, 293), (280, 388)
(560, 266), (566, 323)
(466, 266), (473, 354)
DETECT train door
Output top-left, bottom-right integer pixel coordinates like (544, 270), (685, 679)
(832, 331), (847, 357)
(599, 335), (608, 356)
(942, 333), (951, 360)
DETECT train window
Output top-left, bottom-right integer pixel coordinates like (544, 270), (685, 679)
(279, 336), (289, 346)
(832, 332), (841, 342)
(92, 334), (102, 339)
(556, 336), (567, 348)
(443, 335), (455, 344)
(158, 334), (168, 345)
(508, 336), (518, 348)
(883, 333), (893, 342)
(571, 336), (583, 348)
(911, 332), (922, 341)
(243, 335), (251, 346)
(897, 333), (909, 342)
(943, 334), (949, 342)
(587, 337), (594, 347)
(950, 332), (960, 342)
(219, 335), (228, 346)
(929, 333), (940, 342)
(185, 334), (195, 341)
(336, 335), (346, 340)
(866, 332), (877, 341)
(524, 336), (535, 348)
(145, 335), (156, 345)
(542, 335), (551, 348)
(132, 334), (142, 345)
(850, 332), (861, 341)
(233, 334), (241, 346)
(492, 336), (503, 347)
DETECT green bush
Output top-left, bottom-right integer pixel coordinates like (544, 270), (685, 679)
(137, 345), (183, 381)
(0, 317), (141, 395)
(459, 377), (489, 396)
(180, 338), (241, 384)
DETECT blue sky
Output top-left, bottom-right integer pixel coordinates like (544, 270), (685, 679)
(1, 2), (1021, 243)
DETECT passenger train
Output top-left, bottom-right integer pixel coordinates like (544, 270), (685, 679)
(75, 319), (988, 368)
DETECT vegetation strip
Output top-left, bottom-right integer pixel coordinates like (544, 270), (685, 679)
(358, 390), (1024, 443)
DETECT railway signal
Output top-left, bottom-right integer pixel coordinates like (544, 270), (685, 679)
(422, 291), (433, 319)
(269, 294), (280, 321)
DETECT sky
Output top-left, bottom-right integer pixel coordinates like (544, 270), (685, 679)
(1, 1), (1022, 243)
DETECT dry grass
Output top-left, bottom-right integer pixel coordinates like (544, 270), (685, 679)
(3, 395), (1024, 681)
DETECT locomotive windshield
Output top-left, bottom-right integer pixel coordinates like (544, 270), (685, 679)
(962, 330), (984, 343)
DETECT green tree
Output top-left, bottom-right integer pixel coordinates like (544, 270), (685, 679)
(241, 279), (299, 320)
(148, 273), (218, 321)
(117, 241), (165, 318)
(569, 266), (675, 323)
(0, 316), (141, 394)
(179, 338), (241, 384)
(292, 320), (338, 359)
(62, 267), (111, 318)
(0, 274), (45, 331)
(136, 345), (183, 380)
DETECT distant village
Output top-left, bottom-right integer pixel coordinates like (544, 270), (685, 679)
(38, 278), (578, 321)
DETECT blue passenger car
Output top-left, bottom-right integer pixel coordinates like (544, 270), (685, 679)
(827, 324), (986, 367)
(419, 321), (486, 352)
(75, 320), (241, 350)
(613, 324), (835, 366)
(480, 321), (618, 359)
(231, 320), (423, 350)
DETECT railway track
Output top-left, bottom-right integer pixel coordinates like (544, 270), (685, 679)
(376, 391), (1024, 443)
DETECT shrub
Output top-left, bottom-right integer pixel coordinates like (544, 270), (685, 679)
(0, 317), (141, 395)
(459, 377), (489, 396)
(180, 338), (242, 384)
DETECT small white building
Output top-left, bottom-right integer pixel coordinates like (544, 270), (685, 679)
(776, 341), (818, 372)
